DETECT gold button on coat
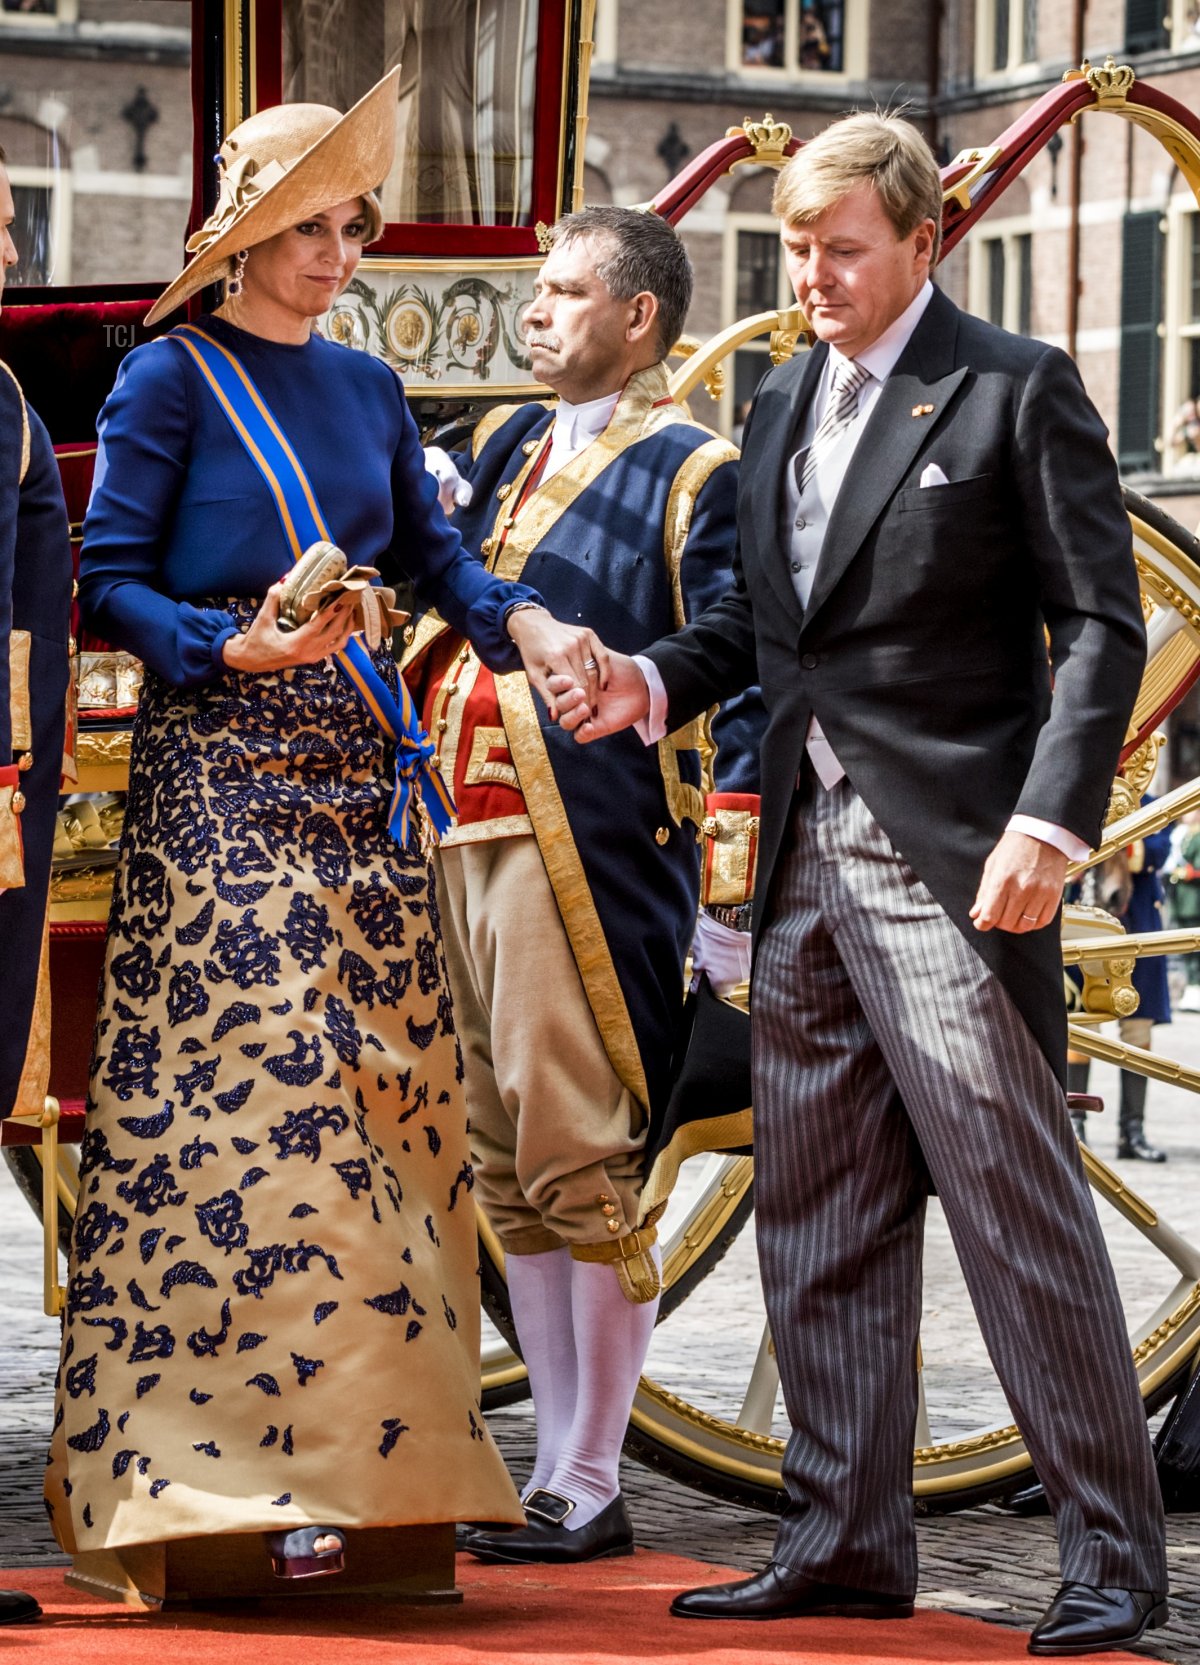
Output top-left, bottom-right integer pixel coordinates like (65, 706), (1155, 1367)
(655, 827), (670, 846)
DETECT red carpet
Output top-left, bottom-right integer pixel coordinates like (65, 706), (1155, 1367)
(3, 1554), (1148, 1662)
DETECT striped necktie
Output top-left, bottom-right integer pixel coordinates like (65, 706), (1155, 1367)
(796, 357), (870, 497)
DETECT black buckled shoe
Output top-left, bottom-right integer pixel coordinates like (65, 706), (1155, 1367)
(670, 1563), (915, 1621)
(1028, 1584), (1168, 1655)
(0, 1590), (42, 1625)
(466, 1489), (634, 1565)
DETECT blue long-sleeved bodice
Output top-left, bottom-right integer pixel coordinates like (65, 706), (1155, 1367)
(81, 314), (537, 686)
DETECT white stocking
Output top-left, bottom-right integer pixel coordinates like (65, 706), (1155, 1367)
(505, 1246), (577, 1497)
(547, 1244), (662, 1529)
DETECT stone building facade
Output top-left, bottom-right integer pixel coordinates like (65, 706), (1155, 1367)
(0, 1), (191, 287)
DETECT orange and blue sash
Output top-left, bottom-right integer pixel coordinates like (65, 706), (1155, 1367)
(169, 323), (455, 848)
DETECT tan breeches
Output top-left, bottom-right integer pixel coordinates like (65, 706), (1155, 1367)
(435, 835), (647, 1255)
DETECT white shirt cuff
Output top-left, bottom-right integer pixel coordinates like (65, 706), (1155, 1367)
(1006, 814), (1090, 864)
(632, 654), (668, 745)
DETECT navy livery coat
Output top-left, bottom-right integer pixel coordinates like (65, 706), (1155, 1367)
(405, 363), (761, 1120)
(0, 363), (72, 1119)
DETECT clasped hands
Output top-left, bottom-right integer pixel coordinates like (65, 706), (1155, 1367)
(222, 583), (609, 725)
(550, 651), (1069, 937)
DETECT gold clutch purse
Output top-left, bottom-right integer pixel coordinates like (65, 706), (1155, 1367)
(276, 541), (408, 652)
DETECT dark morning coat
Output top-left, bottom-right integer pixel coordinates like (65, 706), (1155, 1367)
(643, 285), (1146, 1082)
(0, 366), (73, 1118)
(404, 364), (762, 1119)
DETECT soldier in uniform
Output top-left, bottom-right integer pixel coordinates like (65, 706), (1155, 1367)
(0, 143), (74, 1627)
(406, 206), (760, 1564)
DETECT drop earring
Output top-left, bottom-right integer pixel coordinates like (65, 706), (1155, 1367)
(226, 248), (248, 298)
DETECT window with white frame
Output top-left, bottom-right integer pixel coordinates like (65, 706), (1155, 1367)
(10, 181), (53, 283)
(971, 228), (1032, 337)
(1169, 0), (1200, 51)
(1162, 202), (1200, 476)
(976, 0), (1038, 76)
(592, 0), (617, 66)
(723, 217), (795, 438)
(734, 1), (856, 76)
(0, 1), (78, 21)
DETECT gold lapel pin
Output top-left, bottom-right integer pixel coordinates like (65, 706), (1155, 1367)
(911, 403), (935, 417)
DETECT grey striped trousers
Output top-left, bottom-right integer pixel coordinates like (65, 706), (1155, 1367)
(752, 777), (1167, 1598)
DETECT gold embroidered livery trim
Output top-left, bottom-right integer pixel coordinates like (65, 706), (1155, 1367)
(663, 437), (738, 630)
(471, 400), (552, 462)
(0, 359), (31, 485)
(486, 364), (692, 583)
(497, 668), (651, 1114)
(466, 724), (520, 790)
(639, 1107), (754, 1224)
(657, 737), (706, 832)
(398, 607), (452, 675)
(440, 812), (533, 848)
(9, 630), (31, 753)
(663, 435), (737, 803)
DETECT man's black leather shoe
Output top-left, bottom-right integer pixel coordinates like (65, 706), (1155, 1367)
(0, 1590), (41, 1625)
(467, 1491), (633, 1565)
(670, 1563), (914, 1621)
(1028, 1584), (1168, 1655)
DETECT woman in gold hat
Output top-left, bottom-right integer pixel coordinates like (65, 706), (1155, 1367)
(46, 70), (604, 1580)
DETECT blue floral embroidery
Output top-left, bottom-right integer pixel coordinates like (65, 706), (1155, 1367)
(379, 1417), (409, 1457)
(195, 1190), (249, 1256)
(110, 943), (161, 1000)
(268, 1104), (349, 1164)
(187, 1298), (232, 1358)
(212, 1001), (261, 1041)
(345, 873), (407, 950)
(116, 1154), (187, 1217)
(167, 962), (210, 1026)
(102, 1023), (162, 1102)
(262, 1030), (324, 1087)
(280, 894), (334, 972)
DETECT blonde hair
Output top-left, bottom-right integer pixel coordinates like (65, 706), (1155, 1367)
(772, 112), (943, 264)
(360, 189), (384, 245)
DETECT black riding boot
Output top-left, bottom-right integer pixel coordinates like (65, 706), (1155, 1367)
(1116, 1070), (1167, 1161)
(1066, 1060), (1090, 1145)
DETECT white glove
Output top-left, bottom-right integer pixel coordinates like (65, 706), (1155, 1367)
(690, 908), (752, 998)
(423, 445), (474, 512)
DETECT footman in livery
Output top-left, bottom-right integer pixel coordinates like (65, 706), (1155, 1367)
(405, 206), (762, 1565)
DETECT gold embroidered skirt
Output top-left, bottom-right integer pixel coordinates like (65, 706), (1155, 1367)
(46, 610), (522, 1550)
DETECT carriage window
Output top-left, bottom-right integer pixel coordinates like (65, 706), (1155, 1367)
(283, 0), (542, 227)
(0, 0), (191, 287)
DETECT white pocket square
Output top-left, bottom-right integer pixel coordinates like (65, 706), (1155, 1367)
(919, 463), (950, 488)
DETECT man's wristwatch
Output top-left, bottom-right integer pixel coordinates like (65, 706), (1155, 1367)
(704, 901), (753, 932)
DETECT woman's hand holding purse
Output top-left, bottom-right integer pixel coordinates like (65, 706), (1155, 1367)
(222, 583), (361, 673)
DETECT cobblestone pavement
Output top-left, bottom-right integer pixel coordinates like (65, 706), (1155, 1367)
(2, 1018), (1199, 1660)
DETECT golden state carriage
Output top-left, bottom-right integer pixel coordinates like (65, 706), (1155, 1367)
(2, 0), (1200, 1552)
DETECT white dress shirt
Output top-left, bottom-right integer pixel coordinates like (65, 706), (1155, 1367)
(543, 388), (622, 480)
(635, 281), (1088, 863)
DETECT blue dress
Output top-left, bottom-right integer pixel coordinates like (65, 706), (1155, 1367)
(47, 317), (527, 1555)
(80, 314), (534, 686)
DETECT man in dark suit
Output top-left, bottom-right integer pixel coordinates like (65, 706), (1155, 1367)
(0, 145), (73, 1628)
(554, 113), (1168, 1654)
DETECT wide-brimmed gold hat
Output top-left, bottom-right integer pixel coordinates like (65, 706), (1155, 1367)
(145, 66), (399, 327)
